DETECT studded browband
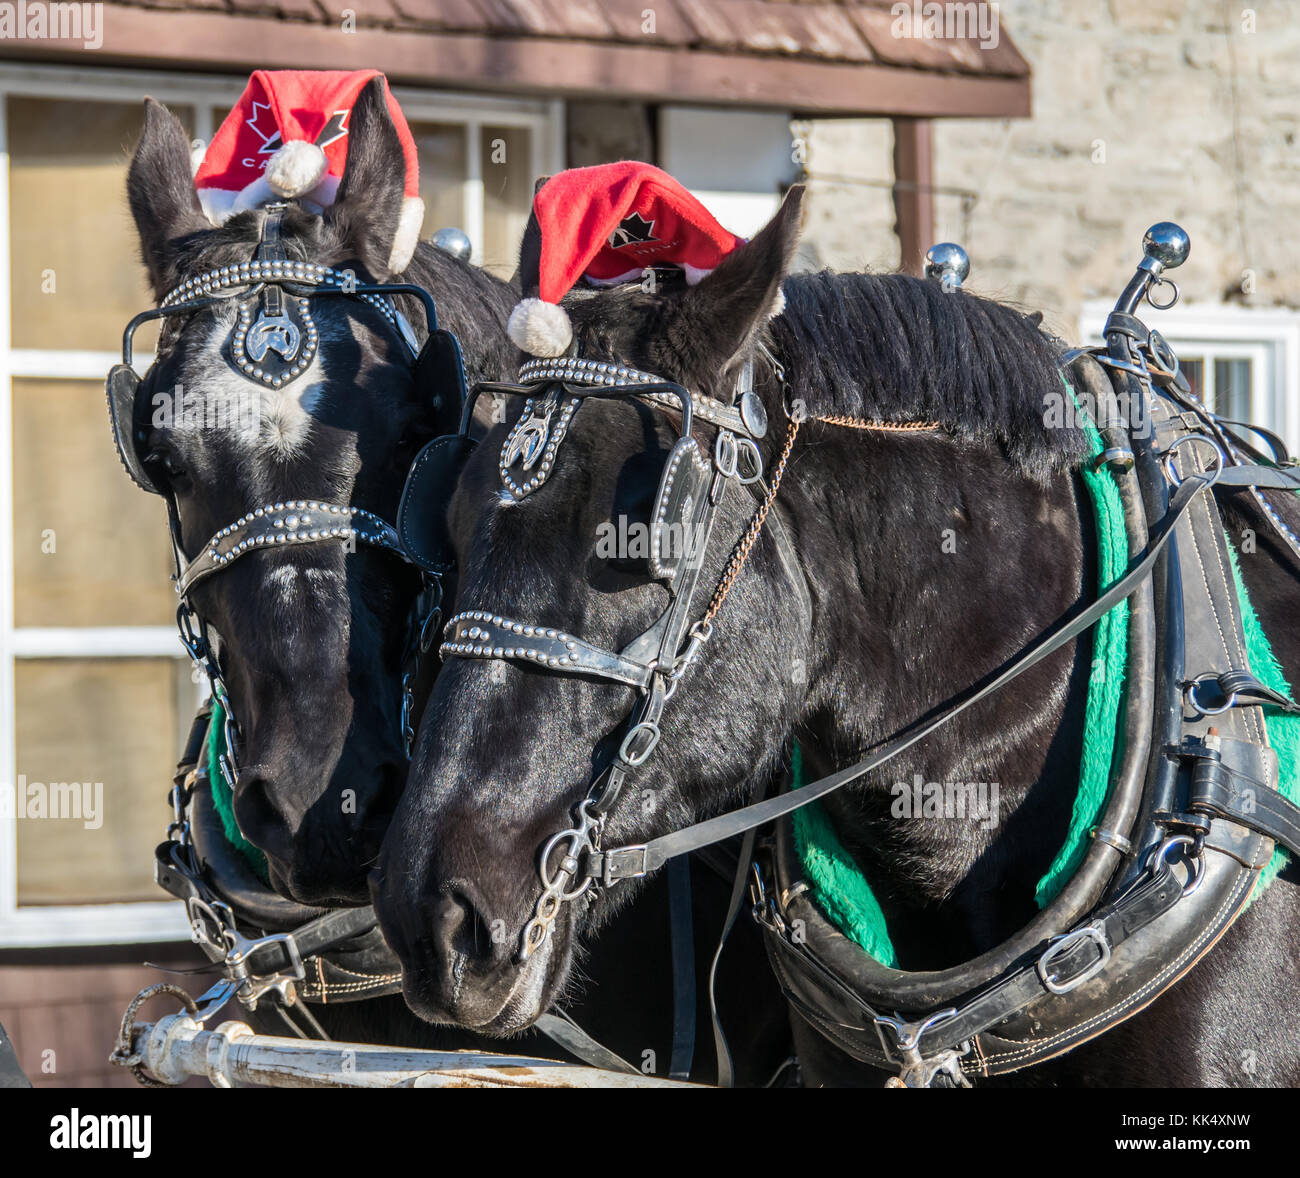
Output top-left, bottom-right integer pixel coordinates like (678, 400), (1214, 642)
(158, 259), (421, 389)
(175, 500), (405, 596)
(516, 356), (768, 439)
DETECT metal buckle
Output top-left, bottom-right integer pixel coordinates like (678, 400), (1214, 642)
(873, 1009), (972, 1088)
(224, 929), (306, 1009)
(600, 844), (650, 886)
(1036, 920), (1111, 995)
(618, 720), (661, 767)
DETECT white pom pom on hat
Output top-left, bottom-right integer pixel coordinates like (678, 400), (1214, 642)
(508, 297), (573, 358)
(266, 140), (330, 200)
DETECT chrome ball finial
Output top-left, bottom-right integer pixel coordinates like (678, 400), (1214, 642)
(430, 226), (473, 262)
(924, 242), (970, 291)
(1142, 222), (1190, 273)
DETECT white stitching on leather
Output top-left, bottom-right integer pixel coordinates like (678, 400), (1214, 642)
(975, 866), (1253, 1066)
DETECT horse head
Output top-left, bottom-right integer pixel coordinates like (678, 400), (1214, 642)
(372, 188), (810, 1031)
(121, 79), (513, 905)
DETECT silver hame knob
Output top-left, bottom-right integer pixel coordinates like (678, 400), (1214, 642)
(1142, 222), (1190, 273)
(924, 242), (970, 291)
(430, 226), (472, 262)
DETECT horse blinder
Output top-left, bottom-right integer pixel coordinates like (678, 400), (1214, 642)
(106, 361), (164, 496)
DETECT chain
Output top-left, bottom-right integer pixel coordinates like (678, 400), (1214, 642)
(700, 410), (942, 626)
(810, 413), (942, 432)
(701, 415), (801, 625)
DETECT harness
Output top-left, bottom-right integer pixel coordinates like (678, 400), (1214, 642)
(108, 205), (461, 1034)
(401, 224), (1300, 1085)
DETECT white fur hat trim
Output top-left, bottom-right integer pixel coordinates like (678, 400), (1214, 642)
(508, 298), (573, 357)
(267, 140), (329, 200)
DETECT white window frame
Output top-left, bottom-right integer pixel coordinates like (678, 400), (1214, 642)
(0, 63), (562, 947)
(1079, 301), (1300, 453)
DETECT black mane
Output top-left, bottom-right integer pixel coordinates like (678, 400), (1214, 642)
(767, 271), (1084, 478)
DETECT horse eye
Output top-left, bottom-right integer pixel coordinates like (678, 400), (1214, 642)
(145, 448), (188, 482)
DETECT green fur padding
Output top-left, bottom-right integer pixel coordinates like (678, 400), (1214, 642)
(1033, 386), (1131, 905)
(1225, 537), (1299, 902)
(793, 380), (1131, 962)
(792, 743), (898, 967)
(207, 697), (269, 882)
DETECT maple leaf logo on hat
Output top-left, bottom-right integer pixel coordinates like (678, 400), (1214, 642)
(508, 161), (744, 357)
(192, 69), (425, 272)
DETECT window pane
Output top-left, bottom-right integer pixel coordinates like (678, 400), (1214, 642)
(15, 657), (192, 905)
(8, 97), (195, 351)
(1214, 358), (1253, 422)
(1181, 358), (1204, 404)
(410, 121), (468, 242)
(481, 125), (533, 278)
(12, 377), (175, 627)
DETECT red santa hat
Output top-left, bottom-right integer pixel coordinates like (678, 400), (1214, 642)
(193, 69), (424, 273)
(508, 161), (745, 358)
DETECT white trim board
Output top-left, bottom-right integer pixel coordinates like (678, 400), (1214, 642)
(1079, 300), (1300, 454)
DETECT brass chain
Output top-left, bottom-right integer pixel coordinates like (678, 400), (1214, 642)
(700, 412), (941, 625)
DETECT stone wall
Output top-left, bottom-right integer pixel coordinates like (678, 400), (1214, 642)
(801, 0), (1298, 338)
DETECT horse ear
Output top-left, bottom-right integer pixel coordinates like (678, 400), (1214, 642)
(325, 76), (423, 278)
(127, 98), (209, 299)
(671, 185), (804, 383)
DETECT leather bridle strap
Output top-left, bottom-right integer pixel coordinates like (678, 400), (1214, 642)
(176, 500), (407, 596)
(587, 466), (1219, 882)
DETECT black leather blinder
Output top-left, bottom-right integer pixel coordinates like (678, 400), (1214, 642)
(397, 432), (478, 575)
(106, 361), (163, 496)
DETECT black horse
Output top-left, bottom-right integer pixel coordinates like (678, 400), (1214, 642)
(374, 187), (1300, 1084)
(123, 87), (789, 1080)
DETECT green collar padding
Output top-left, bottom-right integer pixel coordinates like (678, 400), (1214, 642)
(1226, 537), (1299, 904)
(793, 379), (1130, 965)
(207, 697), (269, 882)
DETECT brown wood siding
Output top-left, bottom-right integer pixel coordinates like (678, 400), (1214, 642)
(0, 945), (219, 1088)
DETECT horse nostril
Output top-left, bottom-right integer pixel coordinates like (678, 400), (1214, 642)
(231, 772), (293, 863)
(433, 883), (509, 967)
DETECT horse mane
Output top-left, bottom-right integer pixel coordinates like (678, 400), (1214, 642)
(767, 271), (1085, 478)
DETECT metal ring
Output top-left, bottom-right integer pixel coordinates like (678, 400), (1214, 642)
(1089, 826), (1134, 855)
(418, 607), (442, 654)
(1162, 434), (1224, 488)
(1147, 277), (1179, 310)
(734, 437), (764, 485)
(1148, 833), (1206, 897)
(1185, 672), (1238, 716)
(714, 431), (739, 478)
(1093, 446), (1135, 471)
(537, 829), (595, 902)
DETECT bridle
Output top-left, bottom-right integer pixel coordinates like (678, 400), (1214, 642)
(415, 252), (1300, 1086)
(412, 349), (826, 959)
(108, 205), (462, 1026)
(108, 205), (460, 783)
